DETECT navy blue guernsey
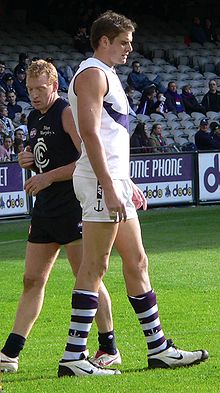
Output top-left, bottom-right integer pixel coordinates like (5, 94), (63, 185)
(28, 98), (80, 217)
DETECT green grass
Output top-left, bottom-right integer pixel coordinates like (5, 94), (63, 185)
(0, 206), (219, 393)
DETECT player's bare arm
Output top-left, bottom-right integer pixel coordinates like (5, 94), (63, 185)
(24, 162), (76, 196)
(62, 106), (82, 153)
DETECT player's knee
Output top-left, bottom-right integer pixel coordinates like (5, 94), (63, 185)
(137, 253), (148, 272)
(125, 252), (148, 275)
(23, 274), (46, 291)
(96, 255), (109, 279)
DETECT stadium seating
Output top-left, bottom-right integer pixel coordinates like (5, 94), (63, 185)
(1, 12), (220, 153)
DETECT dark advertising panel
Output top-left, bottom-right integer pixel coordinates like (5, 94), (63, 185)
(130, 153), (194, 206)
(0, 162), (28, 217)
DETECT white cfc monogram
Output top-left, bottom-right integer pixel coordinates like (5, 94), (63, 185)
(33, 137), (49, 173)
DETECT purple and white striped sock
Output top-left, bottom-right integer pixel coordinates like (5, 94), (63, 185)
(62, 289), (98, 361)
(128, 289), (167, 355)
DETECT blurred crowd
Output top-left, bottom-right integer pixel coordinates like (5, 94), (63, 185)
(1, 14), (220, 162)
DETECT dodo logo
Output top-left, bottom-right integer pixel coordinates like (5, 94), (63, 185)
(6, 194), (24, 208)
(204, 154), (220, 193)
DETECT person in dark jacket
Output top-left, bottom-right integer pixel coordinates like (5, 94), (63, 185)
(130, 121), (151, 153)
(153, 92), (169, 117)
(14, 53), (30, 76)
(190, 16), (207, 45)
(164, 81), (185, 115)
(201, 79), (220, 113)
(6, 90), (22, 123)
(181, 85), (206, 115)
(203, 17), (219, 44)
(195, 118), (217, 150)
(13, 66), (30, 103)
(0, 73), (14, 94)
(210, 122), (220, 149)
(136, 85), (157, 116)
(127, 61), (165, 93)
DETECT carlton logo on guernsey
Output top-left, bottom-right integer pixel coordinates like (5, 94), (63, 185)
(33, 137), (49, 173)
(68, 57), (130, 180)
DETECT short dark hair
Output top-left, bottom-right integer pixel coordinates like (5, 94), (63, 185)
(90, 10), (136, 50)
(19, 52), (29, 62)
(132, 61), (140, 67)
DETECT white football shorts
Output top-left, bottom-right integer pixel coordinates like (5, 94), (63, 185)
(73, 176), (137, 222)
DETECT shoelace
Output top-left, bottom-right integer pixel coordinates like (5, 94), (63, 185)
(166, 338), (178, 350)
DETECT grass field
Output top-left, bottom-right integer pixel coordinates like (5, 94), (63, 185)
(0, 205), (219, 393)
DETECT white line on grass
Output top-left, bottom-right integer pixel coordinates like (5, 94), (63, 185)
(0, 239), (26, 245)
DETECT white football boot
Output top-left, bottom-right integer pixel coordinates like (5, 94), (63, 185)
(90, 349), (122, 367)
(0, 352), (18, 372)
(58, 353), (121, 377)
(148, 339), (209, 369)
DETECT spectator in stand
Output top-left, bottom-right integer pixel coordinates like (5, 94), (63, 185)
(13, 66), (30, 103)
(148, 123), (168, 153)
(164, 81), (185, 115)
(130, 121), (150, 154)
(0, 61), (6, 81)
(0, 135), (13, 161)
(195, 118), (216, 150)
(14, 53), (30, 75)
(0, 90), (7, 106)
(153, 92), (169, 117)
(136, 85), (157, 116)
(73, 24), (92, 55)
(209, 121), (219, 133)
(201, 79), (220, 113)
(58, 64), (74, 85)
(0, 122), (5, 144)
(13, 127), (25, 142)
(6, 90), (22, 125)
(190, 16), (207, 45)
(13, 138), (25, 159)
(0, 73), (14, 93)
(14, 113), (28, 142)
(127, 61), (165, 93)
(124, 85), (137, 115)
(13, 128), (26, 157)
(45, 57), (69, 92)
(203, 17), (219, 44)
(0, 104), (14, 138)
(210, 122), (220, 149)
(181, 84), (206, 115)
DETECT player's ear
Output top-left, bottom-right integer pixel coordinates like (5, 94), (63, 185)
(53, 80), (59, 92)
(101, 35), (110, 48)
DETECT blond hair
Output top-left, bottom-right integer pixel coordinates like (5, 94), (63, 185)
(27, 59), (58, 84)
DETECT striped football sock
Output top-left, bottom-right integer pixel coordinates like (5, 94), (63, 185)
(128, 289), (167, 355)
(62, 289), (98, 361)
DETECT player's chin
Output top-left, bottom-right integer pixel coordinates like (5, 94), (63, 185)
(119, 54), (128, 64)
(32, 102), (41, 109)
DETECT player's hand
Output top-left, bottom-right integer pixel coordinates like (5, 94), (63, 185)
(131, 180), (147, 210)
(24, 173), (52, 196)
(18, 146), (35, 169)
(104, 187), (127, 222)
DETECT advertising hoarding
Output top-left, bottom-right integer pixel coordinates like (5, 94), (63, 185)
(0, 162), (28, 217)
(198, 152), (220, 202)
(130, 153), (194, 206)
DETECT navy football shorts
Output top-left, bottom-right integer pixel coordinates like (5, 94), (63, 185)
(28, 211), (82, 245)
